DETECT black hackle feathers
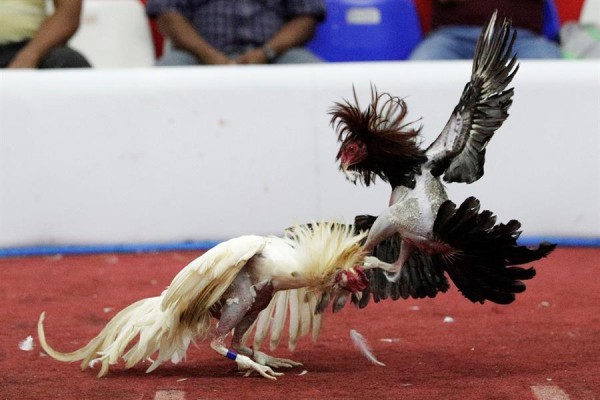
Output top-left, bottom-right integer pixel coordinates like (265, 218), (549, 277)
(330, 87), (427, 189)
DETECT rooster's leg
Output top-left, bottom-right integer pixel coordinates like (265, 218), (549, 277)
(228, 284), (302, 369)
(362, 209), (414, 278)
(364, 239), (413, 281)
(362, 209), (398, 253)
(230, 321), (302, 369)
(210, 271), (283, 380)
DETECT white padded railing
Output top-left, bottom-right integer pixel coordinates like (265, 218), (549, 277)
(0, 61), (598, 249)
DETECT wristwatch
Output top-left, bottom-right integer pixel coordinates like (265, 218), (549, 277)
(262, 44), (278, 62)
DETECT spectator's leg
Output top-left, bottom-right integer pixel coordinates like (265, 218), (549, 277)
(156, 48), (199, 66)
(409, 27), (480, 60)
(39, 47), (91, 68)
(0, 41), (28, 68)
(274, 47), (322, 64)
(513, 29), (562, 59)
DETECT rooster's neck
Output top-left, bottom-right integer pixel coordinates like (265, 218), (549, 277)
(377, 158), (426, 190)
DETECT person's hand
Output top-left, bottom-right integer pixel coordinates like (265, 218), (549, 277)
(236, 48), (268, 64)
(7, 49), (41, 68)
(203, 52), (235, 65)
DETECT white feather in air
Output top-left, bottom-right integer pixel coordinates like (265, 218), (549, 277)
(350, 329), (385, 366)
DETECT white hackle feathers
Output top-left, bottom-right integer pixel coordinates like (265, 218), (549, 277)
(283, 222), (367, 290)
(350, 329), (385, 366)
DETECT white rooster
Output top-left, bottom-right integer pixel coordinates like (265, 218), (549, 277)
(38, 222), (369, 380)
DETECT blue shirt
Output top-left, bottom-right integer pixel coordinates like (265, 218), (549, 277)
(146, 0), (326, 54)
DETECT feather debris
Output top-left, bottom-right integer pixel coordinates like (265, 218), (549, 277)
(350, 329), (385, 366)
(379, 338), (400, 343)
(19, 336), (34, 351)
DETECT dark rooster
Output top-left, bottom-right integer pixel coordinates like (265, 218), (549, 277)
(330, 11), (555, 307)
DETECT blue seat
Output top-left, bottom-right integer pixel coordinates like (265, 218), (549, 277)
(542, 0), (561, 41)
(308, 0), (423, 62)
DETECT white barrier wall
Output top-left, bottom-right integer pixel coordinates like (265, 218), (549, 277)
(0, 61), (599, 248)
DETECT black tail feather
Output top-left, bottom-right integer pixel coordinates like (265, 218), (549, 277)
(433, 197), (555, 304)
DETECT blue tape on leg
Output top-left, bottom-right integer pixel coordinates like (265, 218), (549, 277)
(226, 350), (238, 361)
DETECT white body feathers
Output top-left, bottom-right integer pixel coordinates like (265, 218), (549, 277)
(38, 222), (367, 377)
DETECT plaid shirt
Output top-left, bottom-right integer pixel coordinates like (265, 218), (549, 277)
(146, 0), (326, 55)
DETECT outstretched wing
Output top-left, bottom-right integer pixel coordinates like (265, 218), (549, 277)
(161, 235), (267, 319)
(426, 11), (518, 183)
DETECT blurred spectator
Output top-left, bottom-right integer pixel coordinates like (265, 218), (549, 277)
(146, 0), (326, 65)
(560, 22), (600, 59)
(410, 0), (562, 60)
(0, 0), (91, 68)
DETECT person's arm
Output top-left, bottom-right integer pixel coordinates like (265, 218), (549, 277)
(237, 15), (319, 64)
(157, 10), (233, 65)
(8, 0), (82, 68)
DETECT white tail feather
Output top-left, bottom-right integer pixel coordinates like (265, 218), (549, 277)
(38, 295), (207, 377)
(350, 329), (385, 367)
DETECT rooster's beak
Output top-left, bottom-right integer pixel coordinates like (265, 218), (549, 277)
(340, 162), (358, 183)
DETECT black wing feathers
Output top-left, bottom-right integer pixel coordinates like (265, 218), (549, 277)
(427, 11), (519, 183)
(351, 215), (450, 308)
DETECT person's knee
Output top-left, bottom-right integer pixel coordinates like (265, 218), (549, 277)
(39, 47), (91, 68)
(514, 39), (561, 59)
(409, 32), (457, 60)
(409, 27), (478, 60)
(275, 47), (322, 64)
(156, 49), (199, 66)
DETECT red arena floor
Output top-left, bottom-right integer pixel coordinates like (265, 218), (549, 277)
(1, 247), (598, 399)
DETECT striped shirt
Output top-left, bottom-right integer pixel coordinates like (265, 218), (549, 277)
(146, 0), (325, 54)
